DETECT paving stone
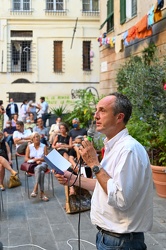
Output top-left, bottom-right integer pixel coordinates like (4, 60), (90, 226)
(0, 154), (165, 250)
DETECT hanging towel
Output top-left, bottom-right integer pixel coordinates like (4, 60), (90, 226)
(122, 31), (129, 46)
(115, 35), (123, 53)
(135, 15), (152, 39)
(127, 26), (137, 42)
(147, 5), (155, 28)
(154, 3), (162, 22)
(110, 37), (114, 47)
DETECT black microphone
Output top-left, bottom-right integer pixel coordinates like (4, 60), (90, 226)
(87, 127), (95, 142)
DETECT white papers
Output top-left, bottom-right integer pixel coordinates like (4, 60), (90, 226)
(44, 149), (71, 175)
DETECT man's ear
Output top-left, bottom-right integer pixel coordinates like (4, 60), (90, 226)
(116, 113), (125, 123)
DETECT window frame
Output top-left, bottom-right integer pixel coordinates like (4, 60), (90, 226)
(125, 0), (137, 22)
(83, 41), (91, 71)
(46, 0), (64, 11)
(82, 0), (99, 12)
(13, 0), (31, 11)
(100, 0), (114, 32)
(10, 40), (32, 73)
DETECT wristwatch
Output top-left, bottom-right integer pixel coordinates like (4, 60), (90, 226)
(92, 164), (102, 175)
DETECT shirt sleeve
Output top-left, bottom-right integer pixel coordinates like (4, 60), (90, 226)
(107, 150), (147, 211)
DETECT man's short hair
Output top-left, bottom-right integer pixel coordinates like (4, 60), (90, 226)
(73, 118), (79, 122)
(16, 121), (24, 126)
(40, 97), (45, 101)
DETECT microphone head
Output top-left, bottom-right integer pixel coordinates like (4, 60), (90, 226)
(87, 127), (95, 138)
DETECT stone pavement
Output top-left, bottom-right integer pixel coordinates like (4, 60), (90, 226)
(0, 155), (166, 250)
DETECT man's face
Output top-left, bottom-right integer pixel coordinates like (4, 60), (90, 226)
(94, 96), (119, 136)
(6, 121), (11, 127)
(37, 119), (43, 127)
(40, 98), (43, 103)
(16, 124), (24, 132)
(72, 120), (79, 129)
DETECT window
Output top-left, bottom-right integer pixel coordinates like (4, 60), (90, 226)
(100, 0), (114, 32)
(54, 41), (63, 72)
(83, 0), (99, 12)
(13, 0), (30, 11)
(131, 0), (137, 17)
(11, 41), (32, 72)
(83, 41), (91, 71)
(46, 0), (64, 11)
(126, 0), (137, 19)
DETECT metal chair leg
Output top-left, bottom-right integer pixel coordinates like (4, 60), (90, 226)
(51, 170), (54, 197)
(15, 154), (19, 173)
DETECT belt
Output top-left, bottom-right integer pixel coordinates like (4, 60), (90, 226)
(96, 226), (143, 239)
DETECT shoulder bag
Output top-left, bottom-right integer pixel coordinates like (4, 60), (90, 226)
(20, 161), (38, 173)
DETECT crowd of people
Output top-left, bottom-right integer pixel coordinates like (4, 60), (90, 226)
(0, 96), (90, 201)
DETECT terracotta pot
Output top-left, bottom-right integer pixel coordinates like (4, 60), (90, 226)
(151, 165), (166, 198)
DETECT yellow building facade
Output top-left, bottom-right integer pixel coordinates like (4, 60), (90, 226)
(0, 0), (100, 115)
(99, 0), (166, 95)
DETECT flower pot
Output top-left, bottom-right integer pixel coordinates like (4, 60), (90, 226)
(151, 165), (166, 198)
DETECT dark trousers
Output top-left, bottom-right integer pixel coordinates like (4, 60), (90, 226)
(42, 113), (49, 127)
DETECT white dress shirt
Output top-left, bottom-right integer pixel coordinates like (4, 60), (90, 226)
(91, 128), (153, 233)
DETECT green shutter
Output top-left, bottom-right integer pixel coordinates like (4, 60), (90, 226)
(107, 0), (113, 16)
(120, 0), (126, 25)
(99, 0), (114, 31)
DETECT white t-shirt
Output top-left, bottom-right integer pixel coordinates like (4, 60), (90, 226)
(91, 128), (153, 233)
(13, 129), (32, 149)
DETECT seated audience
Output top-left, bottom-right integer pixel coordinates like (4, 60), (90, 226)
(29, 112), (36, 123)
(27, 100), (40, 121)
(49, 117), (61, 146)
(11, 113), (19, 128)
(13, 121), (32, 155)
(33, 118), (49, 146)
(68, 118), (87, 168)
(52, 122), (72, 160)
(24, 116), (36, 132)
(25, 132), (49, 201)
(20, 100), (28, 123)
(0, 131), (17, 190)
(3, 120), (16, 153)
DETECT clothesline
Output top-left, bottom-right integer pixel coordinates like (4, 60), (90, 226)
(97, 0), (164, 53)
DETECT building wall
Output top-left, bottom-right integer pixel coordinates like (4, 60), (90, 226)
(0, 0), (100, 119)
(99, 0), (166, 95)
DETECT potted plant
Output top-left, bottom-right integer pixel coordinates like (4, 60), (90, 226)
(116, 43), (166, 197)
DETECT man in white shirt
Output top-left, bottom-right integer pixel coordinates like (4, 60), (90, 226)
(13, 121), (32, 155)
(39, 97), (49, 127)
(55, 92), (153, 250)
(49, 117), (61, 145)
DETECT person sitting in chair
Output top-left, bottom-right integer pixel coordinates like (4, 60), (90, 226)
(13, 121), (32, 155)
(25, 132), (49, 201)
(0, 131), (17, 190)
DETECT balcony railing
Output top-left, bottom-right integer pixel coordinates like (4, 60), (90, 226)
(81, 10), (100, 16)
(10, 8), (33, 15)
(45, 8), (67, 15)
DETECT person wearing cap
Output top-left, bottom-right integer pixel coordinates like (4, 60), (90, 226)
(68, 118), (87, 168)
(0, 131), (17, 190)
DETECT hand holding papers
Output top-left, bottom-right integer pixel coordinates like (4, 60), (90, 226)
(44, 149), (71, 175)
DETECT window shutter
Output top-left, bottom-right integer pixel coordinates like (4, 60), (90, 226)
(120, 0), (126, 25)
(54, 41), (62, 72)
